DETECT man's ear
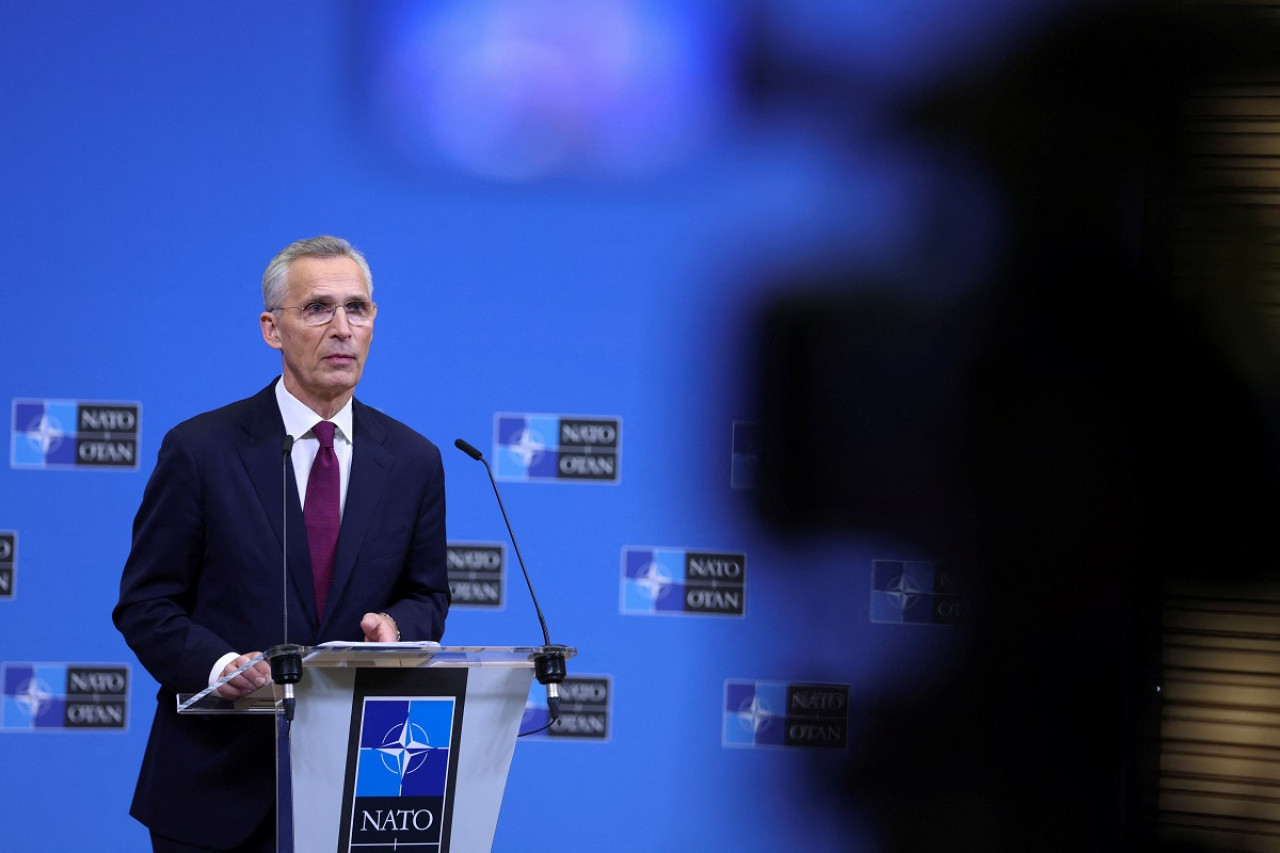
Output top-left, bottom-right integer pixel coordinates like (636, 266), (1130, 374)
(260, 311), (283, 351)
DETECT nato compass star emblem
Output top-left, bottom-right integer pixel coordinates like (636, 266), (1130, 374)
(882, 570), (924, 613)
(376, 718), (435, 781)
(23, 412), (66, 456)
(736, 692), (777, 737)
(507, 427), (547, 468)
(634, 561), (674, 601)
(14, 676), (54, 721)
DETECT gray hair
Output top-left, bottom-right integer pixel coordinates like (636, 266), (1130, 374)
(261, 235), (373, 310)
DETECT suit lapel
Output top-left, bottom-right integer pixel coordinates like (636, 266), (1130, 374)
(321, 399), (392, 630)
(237, 381), (318, 636)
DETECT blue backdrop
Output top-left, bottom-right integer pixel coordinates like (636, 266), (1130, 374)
(0, 2), (1082, 850)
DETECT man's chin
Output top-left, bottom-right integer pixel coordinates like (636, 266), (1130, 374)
(320, 362), (361, 382)
(304, 373), (360, 402)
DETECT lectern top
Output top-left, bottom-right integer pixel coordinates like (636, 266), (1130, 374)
(303, 642), (576, 668)
(177, 643), (577, 714)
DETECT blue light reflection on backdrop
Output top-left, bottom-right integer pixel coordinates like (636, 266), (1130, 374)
(362, 0), (736, 182)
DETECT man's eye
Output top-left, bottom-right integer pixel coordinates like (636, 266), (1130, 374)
(345, 301), (369, 316)
(303, 302), (331, 316)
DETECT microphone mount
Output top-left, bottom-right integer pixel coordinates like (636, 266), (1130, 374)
(267, 642), (304, 722)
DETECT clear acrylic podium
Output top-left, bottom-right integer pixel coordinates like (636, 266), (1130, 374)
(178, 642), (574, 853)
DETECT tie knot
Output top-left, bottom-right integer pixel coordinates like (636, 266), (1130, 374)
(312, 420), (336, 449)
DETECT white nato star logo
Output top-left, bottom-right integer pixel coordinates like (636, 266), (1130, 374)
(883, 571), (924, 612)
(736, 693), (776, 735)
(377, 719), (434, 779)
(635, 561), (673, 601)
(507, 428), (546, 467)
(15, 677), (53, 720)
(23, 413), (66, 455)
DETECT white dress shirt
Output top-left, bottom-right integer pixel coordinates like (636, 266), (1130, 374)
(208, 378), (356, 688)
(274, 377), (354, 516)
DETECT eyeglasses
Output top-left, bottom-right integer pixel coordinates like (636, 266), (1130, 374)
(273, 300), (378, 327)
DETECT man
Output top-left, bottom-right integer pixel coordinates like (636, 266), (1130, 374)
(113, 235), (450, 852)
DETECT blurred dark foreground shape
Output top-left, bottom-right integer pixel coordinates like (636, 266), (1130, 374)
(749, 3), (1280, 850)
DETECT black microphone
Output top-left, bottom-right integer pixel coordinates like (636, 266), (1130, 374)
(269, 434), (303, 722)
(454, 438), (567, 729)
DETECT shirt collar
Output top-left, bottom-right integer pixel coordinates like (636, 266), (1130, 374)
(274, 377), (354, 444)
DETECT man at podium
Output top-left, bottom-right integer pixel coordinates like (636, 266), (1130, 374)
(113, 235), (452, 853)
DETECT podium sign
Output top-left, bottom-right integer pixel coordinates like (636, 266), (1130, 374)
(293, 644), (541, 853)
(179, 643), (572, 853)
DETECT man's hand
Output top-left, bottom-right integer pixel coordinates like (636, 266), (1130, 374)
(215, 652), (271, 700)
(361, 611), (400, 643)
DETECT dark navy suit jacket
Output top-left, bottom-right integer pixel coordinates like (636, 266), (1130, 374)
(113, 380), (450, 848)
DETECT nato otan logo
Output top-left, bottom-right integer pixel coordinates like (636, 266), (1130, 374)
(11, 399), (141, 469)
(521, 675), (610, 741)
(346, 697), (455, 851)
(493, 413), (620, 483)
(621, 546), (746, 617)
(1, 663), (130, 730)
(445, 542), (505, 608)
(870, 559), (968, 625)
(0, 531), (14, 600)
(723, 680), (849, 749)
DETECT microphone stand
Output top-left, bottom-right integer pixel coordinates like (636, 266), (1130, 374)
(269, 434), (303, 722)
(454, 438), (567, 732)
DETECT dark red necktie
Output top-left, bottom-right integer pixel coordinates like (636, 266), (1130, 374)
(304, 420), (340, 619)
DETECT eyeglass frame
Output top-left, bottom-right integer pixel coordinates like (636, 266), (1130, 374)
(270, 300), (378, 327)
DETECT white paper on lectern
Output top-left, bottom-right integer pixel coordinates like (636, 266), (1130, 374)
(314, 640), (443, 650)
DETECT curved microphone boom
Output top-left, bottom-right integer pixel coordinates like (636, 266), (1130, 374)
(454, 438), (567, 731)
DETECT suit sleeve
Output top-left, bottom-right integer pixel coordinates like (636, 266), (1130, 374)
(112, 426), (236, 693)
(380, 441), (451, 641)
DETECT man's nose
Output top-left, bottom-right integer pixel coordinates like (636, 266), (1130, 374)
(328, 305), (354, 335)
